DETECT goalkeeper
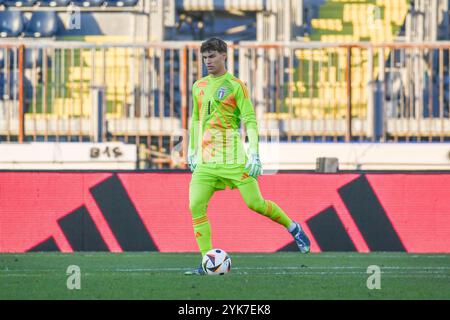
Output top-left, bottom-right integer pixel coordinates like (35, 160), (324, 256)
(185, 38), (310, 275)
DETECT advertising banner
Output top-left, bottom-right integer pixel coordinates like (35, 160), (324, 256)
(1, 172), (449, 253)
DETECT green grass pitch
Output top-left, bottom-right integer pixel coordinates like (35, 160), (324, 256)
(0, 252), (449, 300)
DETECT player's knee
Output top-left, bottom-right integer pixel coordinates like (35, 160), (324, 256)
(189, 199), (207, 216)
(247, 200), (266, 214)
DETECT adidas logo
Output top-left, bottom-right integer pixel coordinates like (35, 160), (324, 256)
(28, 174), (157, 252)
(278, 175), (406, 252)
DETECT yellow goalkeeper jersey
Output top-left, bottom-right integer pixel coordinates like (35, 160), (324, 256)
(189, 72), (259, 166)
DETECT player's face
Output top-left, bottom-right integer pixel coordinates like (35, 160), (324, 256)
(202, 50), (227, 76)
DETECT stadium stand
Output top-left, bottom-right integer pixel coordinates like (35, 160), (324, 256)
(0, 0), (449, 168)
(40, 0), (72, 6)
(291, 0), (410, 126)
(108, 0), (139, 6)
(3, 0), (37, 7)
(73, 0), (105, 7)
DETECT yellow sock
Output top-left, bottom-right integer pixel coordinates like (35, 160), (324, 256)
(263, 200), (293, 229)
(192, 216), (212, 257)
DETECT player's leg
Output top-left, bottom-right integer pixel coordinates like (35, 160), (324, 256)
(237, 178), (310, 253)
(185, 166), (224, 275)
(237, 179), (292, 227)
(185, 182), (216, 275)
(189, 182), (216, 257)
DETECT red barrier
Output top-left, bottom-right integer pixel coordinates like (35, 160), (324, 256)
(0, 172), (449, 253)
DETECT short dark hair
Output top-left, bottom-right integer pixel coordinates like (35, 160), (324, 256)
(200, 37), (227, 53)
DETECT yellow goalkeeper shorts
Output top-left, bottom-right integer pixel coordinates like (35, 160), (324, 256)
(190, 163), (257, 191)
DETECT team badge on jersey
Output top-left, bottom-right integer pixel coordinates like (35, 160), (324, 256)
(217, 87), (227, 100)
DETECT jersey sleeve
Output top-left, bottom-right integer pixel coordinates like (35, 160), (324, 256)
(235, 81), (259, 155)
(189, 82), (200, 155)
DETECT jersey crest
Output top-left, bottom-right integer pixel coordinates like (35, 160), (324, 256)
(217, 87), (227, 100)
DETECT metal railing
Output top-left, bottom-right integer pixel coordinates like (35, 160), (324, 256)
(236, 41), (450, 142)
(0, 41), (449, 168)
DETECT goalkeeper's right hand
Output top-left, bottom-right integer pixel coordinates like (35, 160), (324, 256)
(187, 153), (197, 172)
(245, 153), (262, 178)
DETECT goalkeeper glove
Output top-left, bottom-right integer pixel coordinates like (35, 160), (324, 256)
(245, 153), (262, 178)
(187, 151), (197, 172)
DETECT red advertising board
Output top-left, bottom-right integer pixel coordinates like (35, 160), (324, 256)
(0, 172), (449, 253)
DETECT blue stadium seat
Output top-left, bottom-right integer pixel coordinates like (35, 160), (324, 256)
(0, 10), (24, 37)
(0, 49), (16, 69)
(24, 48), (43, 69)
(74, 0), (105, 7)
(0, 72), (7, 99)
(0, 49), (5, 69)
(0, 71), (32, 100)
(3, 0), (37, 6)
(107, 0), (138, 6)
(40, 0), (71, 6)
(25, 11), (58, 37)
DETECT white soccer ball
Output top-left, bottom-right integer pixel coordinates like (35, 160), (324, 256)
(202, 248), (232, 275)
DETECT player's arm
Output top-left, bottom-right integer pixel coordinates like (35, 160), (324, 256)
(236, 83), (262, 178)
(188, 83), (200, 171)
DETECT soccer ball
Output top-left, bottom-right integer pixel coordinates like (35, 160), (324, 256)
(202, 248), (232, 275)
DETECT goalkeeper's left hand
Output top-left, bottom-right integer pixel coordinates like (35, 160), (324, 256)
(245, 153), (262, 178)
(187, 149), (197, 172)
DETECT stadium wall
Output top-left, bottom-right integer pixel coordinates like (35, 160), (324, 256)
(258, 142), (450, 171)
(0, 142), (137, 169)
(1, 142), (449, 170)
(1, 171), (449, 253)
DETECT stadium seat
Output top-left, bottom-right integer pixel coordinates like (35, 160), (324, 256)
(0, 49), (15, 69)
(0, 72), (7, 99)
(24, 48), (43, 69)
(0, 49), (4, 69)
(0, 71), (32, 100)
(107, 0), (138, 6)
(0, 10), (24, 37)
(25, 11), (58, 37)
(74, 0), (105, 7)
(40, 0), (71, 6)
(3, 0), (37, 6)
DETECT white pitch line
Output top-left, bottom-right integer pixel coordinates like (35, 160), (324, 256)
(234, 271), (450, 278)
(231, 254), (450, 259)
(108, 266), (450, 272)
(2, 271), (449, 278)
(1, 266), (449, 274)
(232, 266), (450, 270)
(3, 253), (449, 259)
